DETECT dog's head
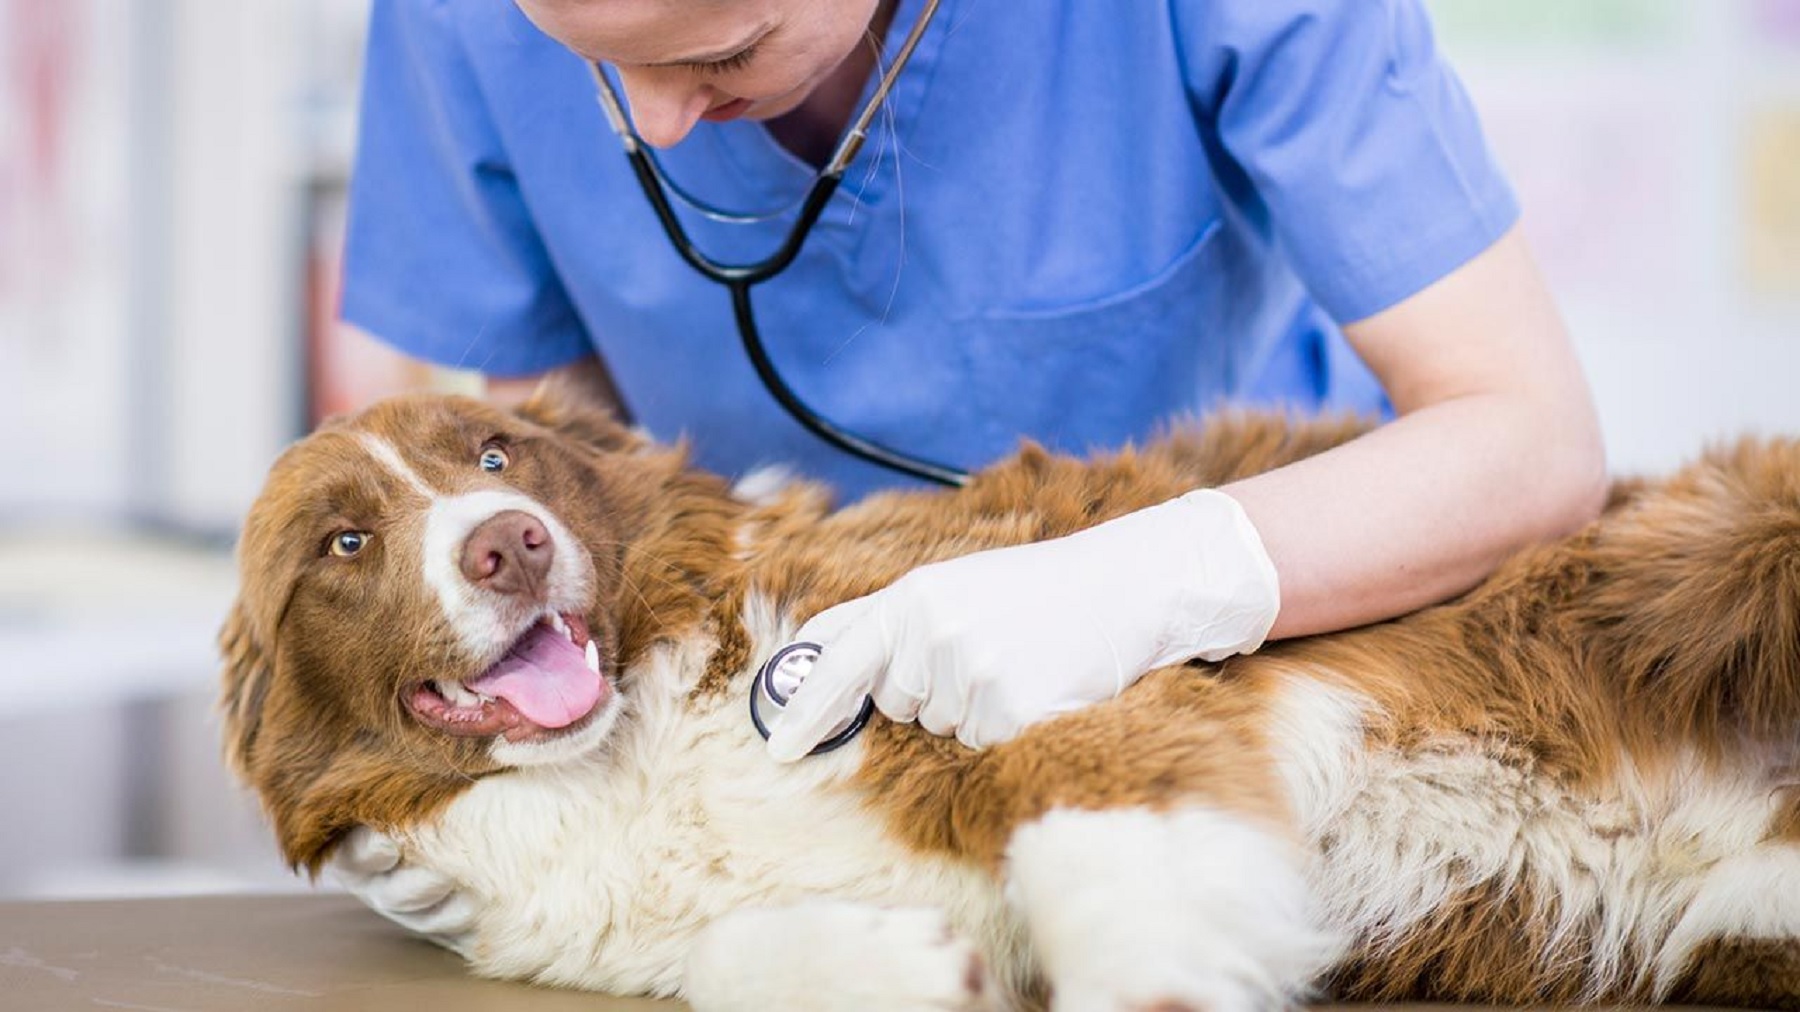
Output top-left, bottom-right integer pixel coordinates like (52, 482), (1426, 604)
(220, 388), (727, 871)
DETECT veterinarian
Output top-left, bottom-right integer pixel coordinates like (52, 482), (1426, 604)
(343, 0), (1603, 771)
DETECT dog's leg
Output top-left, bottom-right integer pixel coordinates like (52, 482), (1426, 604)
(857, 667), (1361, 1009)
(1655, 844), (1800, 1009)
(1005, 805), (1338, 1012)
(682, 900), (1000, 1012)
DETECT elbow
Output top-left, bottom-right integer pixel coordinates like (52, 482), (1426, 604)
(1539, 418), (1610, 541)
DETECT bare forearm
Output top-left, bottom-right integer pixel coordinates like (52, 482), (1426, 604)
(1228, 226), (1607, 640)
(1226, 394), (1604, 639)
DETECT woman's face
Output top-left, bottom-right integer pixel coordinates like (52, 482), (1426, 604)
(515, 0), (885, 148)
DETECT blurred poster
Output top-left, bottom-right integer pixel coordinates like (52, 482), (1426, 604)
(1463, 73), (1698, 309)
(1428, 0), (1680, 48)
(1, 0), (80, 341)
(1429, 0), (1706, 310)
(0, 0), (133, 513)
(1744, 107), (1800, 298)
(1753, 0), (1800, 48)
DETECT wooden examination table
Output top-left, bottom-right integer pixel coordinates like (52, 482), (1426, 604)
(0, 894), (1743, 1011)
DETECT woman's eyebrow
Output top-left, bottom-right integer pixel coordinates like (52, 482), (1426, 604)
(644, 24), (773, 67)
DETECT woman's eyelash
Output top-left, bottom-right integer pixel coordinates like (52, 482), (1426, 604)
(692, 45), (757, 75)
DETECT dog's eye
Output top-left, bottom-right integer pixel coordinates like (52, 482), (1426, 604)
(479, 445), (511, 473)
(328, 531), (371, 558)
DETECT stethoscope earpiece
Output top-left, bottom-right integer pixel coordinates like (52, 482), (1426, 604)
(749, 641), (874, 756)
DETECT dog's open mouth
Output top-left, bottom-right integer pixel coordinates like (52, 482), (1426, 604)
(407, 612), (610, 742)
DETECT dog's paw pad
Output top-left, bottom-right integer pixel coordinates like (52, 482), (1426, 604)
(686, 904), (996, 1012)
(856, 907), (993, 1010)
(1055, 981), (1262, 1012)
(964, 948), (989, 998)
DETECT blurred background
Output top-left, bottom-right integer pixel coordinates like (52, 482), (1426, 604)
(0, 0), (1796, 899)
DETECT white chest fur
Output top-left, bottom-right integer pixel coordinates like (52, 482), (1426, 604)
(401, 626), (1012, 997)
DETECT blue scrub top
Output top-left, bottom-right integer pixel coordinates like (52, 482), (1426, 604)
(342, 0), (1518, 501)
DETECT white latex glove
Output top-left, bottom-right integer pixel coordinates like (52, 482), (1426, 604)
(330, 825), (478, 955)
(765, 488), (1279, 758)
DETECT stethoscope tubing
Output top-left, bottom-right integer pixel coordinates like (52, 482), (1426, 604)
(614, 140), (841, 287)
(726, 284), (972, 488)
(586, 0), (970, 488)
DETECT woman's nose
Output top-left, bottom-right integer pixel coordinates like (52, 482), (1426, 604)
(614, 67), (712, 148)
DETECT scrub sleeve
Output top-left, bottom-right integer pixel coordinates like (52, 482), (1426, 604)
(342, 0), (590, 378)
(1177, 0), (1518, 323)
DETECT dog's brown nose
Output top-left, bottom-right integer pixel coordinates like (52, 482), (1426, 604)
(461, 510), (554, 598)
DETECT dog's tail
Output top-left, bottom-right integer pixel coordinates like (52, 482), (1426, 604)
(1573, 436), (1800, 754)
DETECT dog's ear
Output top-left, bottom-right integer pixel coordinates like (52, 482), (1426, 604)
(221, 612), (468, 873)
(261, 733), (465, 876)
(516, 364), (643, 455)
(218, 599), (272, 777)
(218, 508), (302, 779)
(217, 594), (349, 872)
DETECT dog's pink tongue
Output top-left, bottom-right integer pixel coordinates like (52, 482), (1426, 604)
(465, 624), (600, 729)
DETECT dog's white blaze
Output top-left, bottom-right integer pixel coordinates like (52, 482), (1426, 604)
(1652, 844), (1800, 994)
(1006, 806), (1338, 1011)
(421, 488), (593, 658)
(403, 611), (1015, 998)
(358, 433), (438, 500)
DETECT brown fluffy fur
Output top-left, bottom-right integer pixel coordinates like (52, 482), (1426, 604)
(223, 390), (1800, 1006)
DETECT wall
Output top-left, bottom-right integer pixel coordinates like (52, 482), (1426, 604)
(0, 0), (353, 898)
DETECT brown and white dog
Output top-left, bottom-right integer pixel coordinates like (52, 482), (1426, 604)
(221, 387), (1800, 1011)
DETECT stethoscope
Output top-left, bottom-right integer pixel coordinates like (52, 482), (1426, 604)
(748, 641), (875, 756)
(585, 0), (968, 490)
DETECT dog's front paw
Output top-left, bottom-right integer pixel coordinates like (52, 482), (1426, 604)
(807, 905), (994, 1012)
(684, 902), (996, 1012)
(331, 825), (480, 957)
(1009, 808), (1338, 1012)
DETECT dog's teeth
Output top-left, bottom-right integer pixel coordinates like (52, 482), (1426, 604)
(441, 679), (481, 707)
(548, 613), (568, 636)
(585, 639), (601, 675)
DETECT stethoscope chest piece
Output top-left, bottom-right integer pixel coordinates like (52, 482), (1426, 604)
(749, 641), (874, 756)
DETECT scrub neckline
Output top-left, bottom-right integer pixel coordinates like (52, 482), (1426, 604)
(666, 0), (952, 218)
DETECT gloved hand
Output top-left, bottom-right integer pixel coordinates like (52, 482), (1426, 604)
(330, 826), (478, 955)
(765, 488), (1279, 758)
